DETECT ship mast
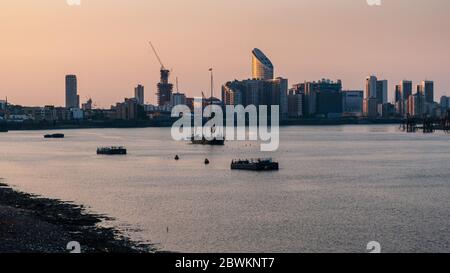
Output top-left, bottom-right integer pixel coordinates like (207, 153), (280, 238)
(209, 68), (214, 103)
(208, 68), (215, 133)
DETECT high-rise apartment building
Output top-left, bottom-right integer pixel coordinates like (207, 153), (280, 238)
(222, 79), (263, 107)
(342, 90), (364, 116)
(287, 92), (303, 118)
(171, 92), (187, 107)
(364, 76), (387, 117)
(395, 80), (413, 117)
(407, 93), (426, 118)
(418, 80), (434, 104)
(252, 48), (274, 80)
(399, 80), (413, 100)
(363, 98), (378, 119)
(365, 76), (378, 99)
(376, 80), (388, 105)
(157, 69), (173, 106)
(222, 48), (287, 118)
(134, 84), (145, 105)
(440, 96), (450, 115)
(297, 79), (343, 118)
(395, 85), (402, 103)
(222, 78), (288, 118)
(65, 75), (79, 109)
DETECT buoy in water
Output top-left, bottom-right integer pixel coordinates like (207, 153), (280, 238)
(175, 155), (180, 160)
(204, 158), (210, 165)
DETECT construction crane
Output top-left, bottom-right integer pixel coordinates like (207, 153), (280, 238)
(149, 41), (166, 71)
(149, 41), (173, 106)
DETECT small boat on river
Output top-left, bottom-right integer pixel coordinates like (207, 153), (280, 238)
(44, 133), (65, 139)
(97, 146), (127, 155)
(231, 158), (279, 171)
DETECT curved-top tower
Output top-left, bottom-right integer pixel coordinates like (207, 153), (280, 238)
(252, 48), (274, 80)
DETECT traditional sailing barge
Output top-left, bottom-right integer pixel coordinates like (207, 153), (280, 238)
(191, 68), (225, 146)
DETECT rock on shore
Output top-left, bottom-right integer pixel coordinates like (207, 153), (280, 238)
(0, 182), (154, 253)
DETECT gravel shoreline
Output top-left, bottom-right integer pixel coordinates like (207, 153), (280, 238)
(0, 182), (154, 253)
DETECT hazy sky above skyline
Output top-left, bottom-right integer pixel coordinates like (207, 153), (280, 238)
(1, 0), (450, 107)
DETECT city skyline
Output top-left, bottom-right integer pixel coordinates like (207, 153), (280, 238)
(1, 0), (450, 107)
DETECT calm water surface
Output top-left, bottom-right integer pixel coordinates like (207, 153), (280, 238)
(0, 125), (449, 253)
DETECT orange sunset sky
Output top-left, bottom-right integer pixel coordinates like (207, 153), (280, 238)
(1, 0), (450, 107)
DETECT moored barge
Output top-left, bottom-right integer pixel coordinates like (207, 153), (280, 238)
(231, 158), (279, 171)
(191, 135), (225, 146)
(97, 146), (127, 155)
(44, 133), (65, 138)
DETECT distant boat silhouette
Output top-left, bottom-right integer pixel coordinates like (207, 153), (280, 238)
(231, 158), (279, 171)
(97, 146), (127, 155)
(44, 133), (65, 139)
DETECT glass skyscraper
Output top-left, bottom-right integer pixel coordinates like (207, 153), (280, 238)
(252, 48), (274, 80)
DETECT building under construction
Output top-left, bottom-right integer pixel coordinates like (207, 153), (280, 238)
(157, 69), (173, 106)
(149, 42), (174, 107)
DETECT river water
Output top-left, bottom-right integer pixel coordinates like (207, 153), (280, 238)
(0, 125), (449, 253)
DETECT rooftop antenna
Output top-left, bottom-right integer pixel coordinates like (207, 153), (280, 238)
(176, 77), (179, 93)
